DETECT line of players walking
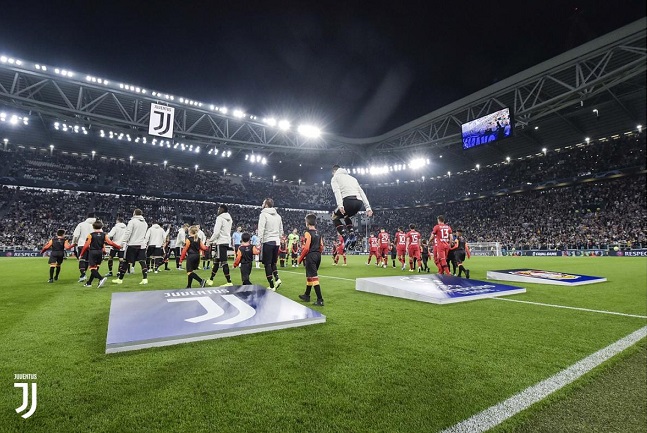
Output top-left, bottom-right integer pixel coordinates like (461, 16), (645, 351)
(363, 216), (471, 278)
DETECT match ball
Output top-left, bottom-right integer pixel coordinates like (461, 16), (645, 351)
(613, 246), (619, 251)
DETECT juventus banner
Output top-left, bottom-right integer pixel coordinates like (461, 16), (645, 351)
(148, 103), (174, 138)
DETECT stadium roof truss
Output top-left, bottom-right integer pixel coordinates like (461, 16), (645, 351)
(328, 18), (646, 156)
(0, 18), (645, 168)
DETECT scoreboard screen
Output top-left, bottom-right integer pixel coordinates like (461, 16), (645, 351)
(461, 107), (513, 150)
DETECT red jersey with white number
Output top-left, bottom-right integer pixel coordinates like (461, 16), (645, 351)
(396, 232), (407, 250)
(406, 230), (421, 248)
(432, 224), (452, 246)
(369, 236), (379, 250)
(378, 232), (390, 247)
(336, 235), (345, 254)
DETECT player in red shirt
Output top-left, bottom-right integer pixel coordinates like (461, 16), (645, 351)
(333, 234), (347, 266)
(430, 215), (452, 275)
(366, 233), (380, 265)
(405, 223), (422, 272)
(394, 226), (407, 270)
(378, 228), (390, 268)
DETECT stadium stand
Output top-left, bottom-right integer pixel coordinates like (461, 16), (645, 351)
(0, 133), (644, 251)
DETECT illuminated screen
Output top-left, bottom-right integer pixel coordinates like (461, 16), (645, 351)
(461, 107), (513, 150)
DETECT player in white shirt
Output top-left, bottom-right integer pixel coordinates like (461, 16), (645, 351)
(106, 217), (127, 277)
(330, 165), (373, 250)
(71, 212), (96, 282)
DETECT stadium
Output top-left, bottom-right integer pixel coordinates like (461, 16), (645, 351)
(0, 5), (645, 433)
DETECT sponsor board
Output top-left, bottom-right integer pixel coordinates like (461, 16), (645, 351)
(609, 249), (647, 257)
(487, 269), (607, 286)
(0, 250), (41, 257)
(106, 285), (325, 353)
(355, 274), (525, 304)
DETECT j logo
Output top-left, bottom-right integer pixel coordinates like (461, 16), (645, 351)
(168, 295), (256, 325)
(14, 383), (37, 419)
(148, 103), (175, 138)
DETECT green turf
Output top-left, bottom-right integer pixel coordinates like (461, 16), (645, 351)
(0, 256), (645, 432)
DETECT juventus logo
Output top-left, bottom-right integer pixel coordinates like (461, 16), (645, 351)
(14, 382), (37, 419)
(152, 110), (172, 135)
(148, 103), (175, 138)
(168, 295), (256, 324)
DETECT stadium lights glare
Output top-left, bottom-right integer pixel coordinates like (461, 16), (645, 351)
(542, 147), (547, 155)
(637, 125), (643, 133)
(278, 120), (290, 131)
(220, 107), (228, 114)
(408, 158), (428, 170)
(476, 164), (480, 170)
(585, 137), (590, 143)
(506, 156), (511, 162)
(297, 124), (321, 138)
(263, 117), (277, 127)
(534, 126), (539, 130)
(233, 109), (246, 118)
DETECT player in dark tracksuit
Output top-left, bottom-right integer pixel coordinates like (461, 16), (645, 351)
(233, 233), (260, 285)
(297, 214), (325, 306)
(179, 226), (209, 288)
(454, 229), (471, 278)
(421, 239), (431, 273)
(80, 221), (121, 288)
(41, 229), (73, 282)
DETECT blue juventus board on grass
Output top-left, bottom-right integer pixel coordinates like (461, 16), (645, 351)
(106, 285), (325, 353)
(487, 269), (607, 286)
(355, 274), (525, 304)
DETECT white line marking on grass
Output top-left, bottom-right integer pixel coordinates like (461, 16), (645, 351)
(493, 297), (647, 319)
(441, 325), (647, 433)
(280, 270), (356, 282)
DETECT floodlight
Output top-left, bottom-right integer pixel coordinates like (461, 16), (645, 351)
(233, 109), (245, 118)
(476, 164), (480, 170)
(264, 118), (277, 127)
(542, 148), (547, 154)
(297, 125), (321, 138)
(220, 107), (228, 114)
(278, 120), (290, 131)
(506, 156), (511, 162)
(0, 56), (7, 63)
(638, 125), (643, 132)
(261, 157), (267, 164)
(227, 150), (232, 157)
(585, 137), (590, 143)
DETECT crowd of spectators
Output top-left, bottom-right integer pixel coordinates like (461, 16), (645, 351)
(0, 134), (644, 251)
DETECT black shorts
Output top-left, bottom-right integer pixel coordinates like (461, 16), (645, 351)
(279, 252), (286, 259)
(48, 252), (64, 265)
(88, 250), (103, 267)
(146, 245), (156, 258)
(455, 250), (466, 263)
(261, 243), (279, 265)
(149, 247), (164, 258)
(291, 252), (299, 259)
(77, 247), (89, 262)
(305, 252), (321, 278)
(447, 250), (456, 261)
(332, 197), (363, 219)
(213, 244), (228, 262)
(125, 245), (147, 264)
(109, 248), (124, 259)
(390, 250), (397, 259)
(186, 253), (200, 272)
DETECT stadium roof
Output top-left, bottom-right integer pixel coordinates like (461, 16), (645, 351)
(0, 18), (645, 184)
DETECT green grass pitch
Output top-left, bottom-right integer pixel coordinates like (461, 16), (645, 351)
(1, 255), (645, 432)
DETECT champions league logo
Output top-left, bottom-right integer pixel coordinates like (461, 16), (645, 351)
(511, 270), (578, 280)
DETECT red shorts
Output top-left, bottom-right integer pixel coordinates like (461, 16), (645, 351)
(379, 246), (390, 257)
(408, 247), (421, 259)
(396, 247), (406, 256)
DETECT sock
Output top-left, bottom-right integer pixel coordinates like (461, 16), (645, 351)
(49, 267), (55, 279)
(139, 261), (148, 279)
(210, 261), (220, 280)
(55, 266), (61, 278)
(222, 264), (231, 282)
(92, 269), (102, 281)
(108, 259), (113, 272)
(187, 273), (193, 288)
(267, 275), (274, 288)
(304, 285), (312, 296)
(314, 284), (323, 301)
(194, 273), (203, 284)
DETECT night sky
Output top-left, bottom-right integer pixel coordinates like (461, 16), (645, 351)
(0, 0), (644, 137)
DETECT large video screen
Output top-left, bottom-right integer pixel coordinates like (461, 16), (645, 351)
(461, 107), (513, 150)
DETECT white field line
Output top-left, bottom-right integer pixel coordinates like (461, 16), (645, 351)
(441, 325), (647, 433)
(280, 270), (356, 282)
(493, 297), (647, 319)
(284, 270), (647, 319)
